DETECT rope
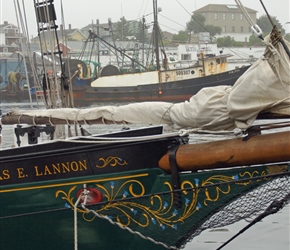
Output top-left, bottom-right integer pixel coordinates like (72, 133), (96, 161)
(81, 204), (179, 250)
(73, 185), (178, 250)
(234, 0), (255, 27)
(74, 184), (88, 250)
(179, 128), (243, 137)
(216, 192), (290, 250)
(74, 192), (82, 250)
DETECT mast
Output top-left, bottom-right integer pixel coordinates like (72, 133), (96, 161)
(34, 0), (69, 108)
(96, 19), (100, 76)
(142, 16), (145, 66)
(153, 0), (160, 70)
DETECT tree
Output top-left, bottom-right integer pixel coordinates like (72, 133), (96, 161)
(186, 13), (206, 35)
(113, 17), (133, 40)
(248, 35), (264, 46)
(204, 25), (221, 41)
(134, 19), (149, 44)
(172, 30), (189, 44)
(257, 15), (285, 35)
(216, 36), (235, 47)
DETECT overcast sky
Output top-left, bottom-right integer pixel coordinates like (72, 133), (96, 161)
(0, 0), (289, 37)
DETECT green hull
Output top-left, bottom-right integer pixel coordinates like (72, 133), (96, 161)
(1, 164), (288, 249)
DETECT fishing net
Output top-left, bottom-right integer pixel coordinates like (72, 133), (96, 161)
(77, 166), (290, 249)
(187, 173), (290, 248)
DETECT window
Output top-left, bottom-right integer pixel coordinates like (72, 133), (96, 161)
(181, 54), (191, 61)
(222, 26), (226, 32)
(226, 5), (238, 9)
(232, 14), (235, 20)
(240, 14), (243, 20)
(232, 26), (235, 32)
(223, 14), (226, 20)
(240, 26), (244, 32)
(214, 13), (218, 20)
(3, 48), (8, 53)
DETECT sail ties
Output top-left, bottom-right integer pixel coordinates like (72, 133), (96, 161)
(263, 34), (290, 94)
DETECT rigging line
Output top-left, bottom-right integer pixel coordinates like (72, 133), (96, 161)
(60, 0), (74, 108)
(158, 23), (181, 34)
(175, 0), (192, 17)
(138, 0), (150, 20)
(20, 3), (41, 96)
(235, 0), (263, 41)
(234, 0), (255, 27)
(159, 13), (185, 29)
(224, 47), (256, 60)
(228, 47), (255, 57)
(14, 0), (34, 106)
(259, 0), (275, 27)
(137, 0), (146, 21)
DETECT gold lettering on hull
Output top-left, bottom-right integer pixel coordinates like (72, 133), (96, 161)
(0, 170), (11, 180)
(17, 168), (27, 178)
(0, 160), (88, 183)
(35, 160), (88, 176)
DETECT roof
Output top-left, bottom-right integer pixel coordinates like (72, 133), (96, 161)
(0, 23), (18, 33)
(195, 4), (257, 13)
(31, 28), (86, 42)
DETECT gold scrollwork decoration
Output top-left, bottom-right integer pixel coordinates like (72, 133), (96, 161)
(96, 156), (127, 169)
(56, 169), (265, 230)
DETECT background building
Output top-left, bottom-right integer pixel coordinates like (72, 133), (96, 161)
(0, 21), (23, 56)
(194, 4), (257, 42)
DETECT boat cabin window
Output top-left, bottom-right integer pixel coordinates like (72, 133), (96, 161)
(216, 58), (226, 64)
(181, 54), (191, 61)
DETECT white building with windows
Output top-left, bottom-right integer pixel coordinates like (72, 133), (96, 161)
(194, 4), (257, 42)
